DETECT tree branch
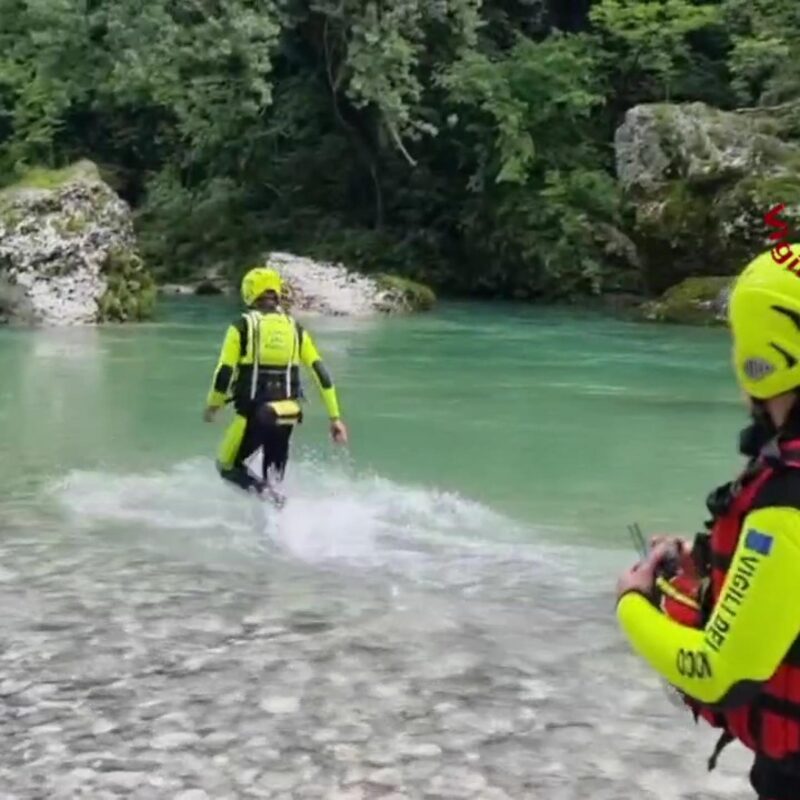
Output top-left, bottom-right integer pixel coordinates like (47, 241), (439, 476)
(322, 15), (385, 227)
(386, 119), (417, 167)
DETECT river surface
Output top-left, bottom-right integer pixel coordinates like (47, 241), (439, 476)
(0, 299), (754, 799)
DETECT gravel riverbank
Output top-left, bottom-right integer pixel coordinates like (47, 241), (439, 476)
(0, 510), (751, 800)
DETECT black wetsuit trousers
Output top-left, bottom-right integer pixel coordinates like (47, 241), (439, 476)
(220, 405), (294, 493)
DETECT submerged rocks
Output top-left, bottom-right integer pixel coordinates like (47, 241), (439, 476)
(267, 252), (436, 316)
(0, 160), (156, 325)
(615, 100), (800, 294)
(161, 265), (228, 298)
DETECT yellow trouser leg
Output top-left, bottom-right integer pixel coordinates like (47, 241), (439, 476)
(216, 413), (248, 471)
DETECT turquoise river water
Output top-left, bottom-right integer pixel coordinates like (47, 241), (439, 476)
(0, 299), (754, 799)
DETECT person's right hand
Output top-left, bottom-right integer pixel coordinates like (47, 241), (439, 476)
(649, 535), (696, 577)
(330, 419), (348, 445)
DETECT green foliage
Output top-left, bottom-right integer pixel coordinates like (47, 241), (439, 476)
(376, 274), (437, 311)
(1, 0), (797, 302)
(722, 0), (800, 104)
(134, 168), (254, 281)
(437, 33), (624, 297)
(313, 0), (483, 150)
(590, 0), (722, 106)
(98, 247), (156, 322)
(441, 33), (605, 183)
(0, 161), (99, 192)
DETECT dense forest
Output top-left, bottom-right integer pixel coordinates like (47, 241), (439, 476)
(1, 0), (798, 299)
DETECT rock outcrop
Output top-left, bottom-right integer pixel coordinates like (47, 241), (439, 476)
(159, 253), (436, 315)
(0, 160), (156, 325)
(615, 101), (800, 294)
(267, 252), (436, 316)
(639, 275), (731, 325)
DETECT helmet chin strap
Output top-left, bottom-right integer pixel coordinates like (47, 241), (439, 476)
(739, 391), (800, 456)
(750, 397), (772, 423)
(739, 398), (778, 457)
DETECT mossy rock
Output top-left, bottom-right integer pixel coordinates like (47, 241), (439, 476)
(617, 101), (800, 291)
(0, 203), (23, 230)
(639, 276), (731, 325)
(51, 211), (89, 238)
(637, 180), (715, 244)
(0, 160), (101, 194)
(632, 159), (800, 292)
(1, 159), (157, 325)
(97, 247), (157, 322)
(375, 274), (436, 312)
(633, 181), (717, 292)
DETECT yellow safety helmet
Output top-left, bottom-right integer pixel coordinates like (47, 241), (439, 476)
(240, 266), (283, 306)
(729, 247), (800, 399)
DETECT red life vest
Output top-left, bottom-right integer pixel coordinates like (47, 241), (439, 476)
(672, 438), (800, 762)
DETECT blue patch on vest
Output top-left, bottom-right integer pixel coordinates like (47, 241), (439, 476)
(744, 529), (773, 556)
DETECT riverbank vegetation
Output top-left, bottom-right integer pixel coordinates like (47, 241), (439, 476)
(1, 0), (797, 299)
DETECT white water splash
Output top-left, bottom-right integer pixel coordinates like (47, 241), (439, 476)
(47, 456), (595, 592)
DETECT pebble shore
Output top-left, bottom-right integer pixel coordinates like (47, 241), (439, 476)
(0, 515), (752, 800)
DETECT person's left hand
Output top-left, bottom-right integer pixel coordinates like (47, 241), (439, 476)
(615, 540), (679, 601)
(203, 406), (219, 423)
(330, 419), (348, 445)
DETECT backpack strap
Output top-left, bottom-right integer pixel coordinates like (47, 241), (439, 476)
(778, 436), (800, 469)
(707, 730), (735, 772)
(242, 311), (261, 401)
